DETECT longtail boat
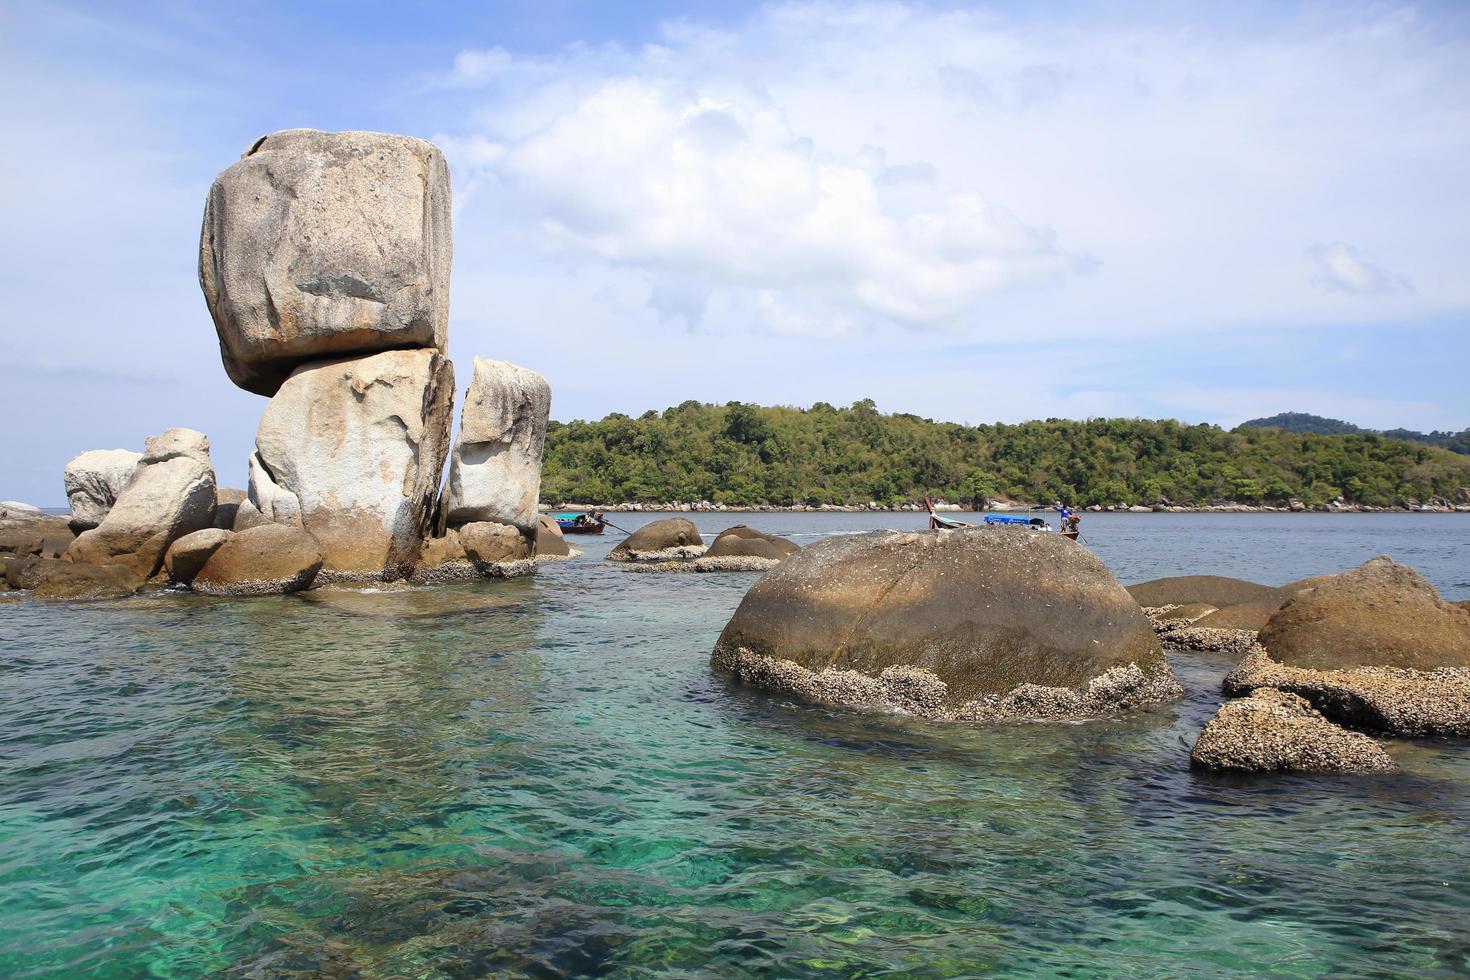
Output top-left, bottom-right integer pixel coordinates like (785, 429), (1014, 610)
(555, 512), (607, 535)
(923, 497), (1079, 540)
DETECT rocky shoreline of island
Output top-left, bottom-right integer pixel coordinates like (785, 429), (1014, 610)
(544, 493), (1470, 514)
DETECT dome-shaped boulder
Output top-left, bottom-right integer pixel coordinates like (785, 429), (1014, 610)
(705, 525), (799, 561)
(713, 527), (1178, 720)
(607, 518), (704, 561)
(1127, 575), (1277, 609)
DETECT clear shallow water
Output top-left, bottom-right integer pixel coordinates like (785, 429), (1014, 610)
(2, 513), (1468, 977)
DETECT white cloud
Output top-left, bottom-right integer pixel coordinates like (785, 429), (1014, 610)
(1309, 242), (1411, 295)
(438, 2), (1470, 344)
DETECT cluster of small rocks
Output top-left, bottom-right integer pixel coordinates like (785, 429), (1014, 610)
(607, 520), (801, 573)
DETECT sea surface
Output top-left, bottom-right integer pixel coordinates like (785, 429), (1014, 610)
(2, 513), (1468, 977)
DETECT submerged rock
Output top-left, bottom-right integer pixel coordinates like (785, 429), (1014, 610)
(65, 428), (216, 578)
(607, 518), (705, 561)
(251, 349), (454, 581)
(192, 524), (323, 597)
(712, 527), (1179, 720)
(1127, 575), (1278, 609)
(64, 449), (142, 531)
(1191, 687), (1397, 773)
(200, 129), (452, 396)
(440, 358), (551, 536)
(29, 559), (146, 600)
(704, 525), (799, 561)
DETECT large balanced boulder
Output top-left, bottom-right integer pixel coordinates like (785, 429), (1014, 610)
(65, 429), (216, 578)
(608, 518), (704, 561)
(1190, 688), (1396, 773)
(191, 524), (323, 596)
(164, 528), (233, 585)
(1127, 575), (1278, 609)
(64, 449), (143, 531)
(1257, 556), (1470, 671)
(199, 129), (452, 396)
(249, 349), (454, 581)
(712, 527), (1179, 720)
(441, 358), (551, 535)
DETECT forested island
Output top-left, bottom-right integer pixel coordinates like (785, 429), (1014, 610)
(1240, 412), (1470, 455)
(542, 400), (1470, 509)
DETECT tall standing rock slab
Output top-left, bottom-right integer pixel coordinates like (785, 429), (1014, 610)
(250, 349), (454, 581)
(65, 429), (216, 578)
(441, 358), (551, 535)
(200, 129), (452, 396)
(64, 449), (143, 531)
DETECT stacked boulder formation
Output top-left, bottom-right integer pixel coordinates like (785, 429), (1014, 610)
(198, 128), (551, 587)
(711, 526), (1181, 720)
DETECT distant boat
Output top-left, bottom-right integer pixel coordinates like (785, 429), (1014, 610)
(555, 512), (607, 535)
(923, 497), (1079, 540)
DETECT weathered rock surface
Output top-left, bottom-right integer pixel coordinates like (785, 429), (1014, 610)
(0, 515), (74, 559)
(199, 129), (452, 396)
(441, 358), (550, 535)
(0, 502), (44, 520)
(407, 529), (474, 584)
(535, 514), (572, 558)
(1191, 687), (1397, 773)
(251, 350), (454, 581)
(1194, 598), (1283, 632)
(1224, 645), (1470, 738)
(29, 559), (146, 600)
(192, 524), (323, 596)
(459, 521), (532, 566)
(164, 528), (233, 585)
(64, 449), (142, 531)
(705, 525), (800, 561)
(608, 518), (705, 561)
(65, 429), (216, 577)
(1257, 556), (1470, 671)
(1127, 575), (1278, 609)
(713, 527), (1178, 718)
(213, 487), (247, 530)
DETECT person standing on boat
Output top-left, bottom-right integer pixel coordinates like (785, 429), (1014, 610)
(1056, 502), (1080, 534)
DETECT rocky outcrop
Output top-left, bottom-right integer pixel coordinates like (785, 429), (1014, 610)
(64, 449), (142, 531)
(1190, 688), (1397, 773)
(0, 502), (45, 520)
(0, 512), (74, 560)
(441, 358), (550, 536)
(1127, 575), (1278, 609)
(65, 428), (216, 578)
(250, 349), (454, 581)
(1224, 646), (1470, 738)
(200, 129), (452, 396)
(607, 518), (705, 561)
(535, 514), (572, 558)
(1193, 598), (1282, 632)
(191, 524), (323, 596)
(1257, 556), (1470, 671)
(164, 528), (233, 585)
(29, 559), (146, 600)
(705, 525), (799, 561)
(712, 527), (1179, 719)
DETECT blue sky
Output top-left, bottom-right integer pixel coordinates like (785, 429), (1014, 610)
(2, 0), (1468, 504)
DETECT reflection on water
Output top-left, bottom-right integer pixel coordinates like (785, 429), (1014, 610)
(1, 515), (1469, 976)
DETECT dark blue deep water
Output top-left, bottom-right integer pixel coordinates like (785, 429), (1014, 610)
(2, 513), (1468, 976)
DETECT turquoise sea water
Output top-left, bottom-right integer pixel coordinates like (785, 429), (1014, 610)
(2, 513), (1468, 977)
